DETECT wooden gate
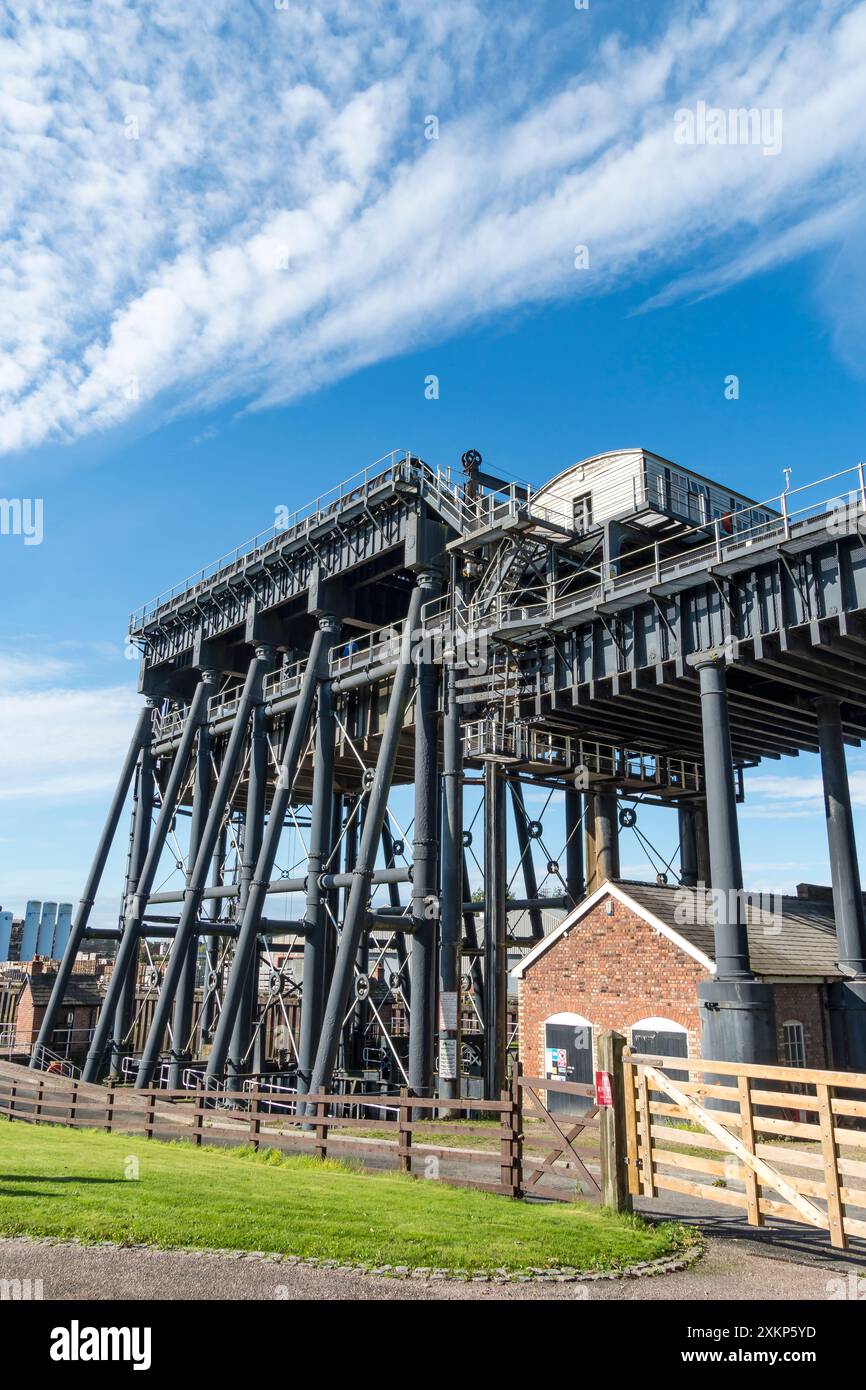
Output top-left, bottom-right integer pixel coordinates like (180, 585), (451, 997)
(623, 1049), (866, 1250)
(518, 1073), (601, 1200)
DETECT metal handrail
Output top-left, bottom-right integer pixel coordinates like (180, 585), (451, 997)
(129, 449), (421, 629)
(476, 460), (866, 633)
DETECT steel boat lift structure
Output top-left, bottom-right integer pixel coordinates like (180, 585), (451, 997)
(32, 448), (866, 1096)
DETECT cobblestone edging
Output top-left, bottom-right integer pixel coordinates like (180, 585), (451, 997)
(0, 1235), (704, 1284)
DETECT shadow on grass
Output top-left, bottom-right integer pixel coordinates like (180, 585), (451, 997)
(1, 1175), (129, 1185)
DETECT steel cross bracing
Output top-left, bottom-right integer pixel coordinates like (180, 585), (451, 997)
(34, 453), (866, 1092)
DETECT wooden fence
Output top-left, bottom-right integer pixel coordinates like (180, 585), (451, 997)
(623, 1049), (866, 1250)
(0, 1059), (603, 1201)
(0, 1058), (608, 1201)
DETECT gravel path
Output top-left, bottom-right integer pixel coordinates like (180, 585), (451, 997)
(0, 1235), (856, 1301)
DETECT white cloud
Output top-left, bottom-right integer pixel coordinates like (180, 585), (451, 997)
(0, 682), (140, 801)
(1, 0), (866, 455)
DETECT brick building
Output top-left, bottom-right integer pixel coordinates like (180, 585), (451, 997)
(513, 880), (842, 1100)
(0, 959), (103, 1064)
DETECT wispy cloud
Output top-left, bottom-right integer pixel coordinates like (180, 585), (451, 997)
(0, 681), (140, 801)
(2, 0), (866, 456)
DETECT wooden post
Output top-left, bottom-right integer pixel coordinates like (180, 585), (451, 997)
(398, 1086), (412, 1174)
(104, 1086), (115, 1134)
(35, 1079), (44, 1122)
(509, 1060), (524, 1198)
(817, 1082), (847, 1250)
(737, 1074), (762, 1227)
(622, 1051), (641, 1197)
(145, 1089), (156, 1140)
(636, 1065), (655, 1197)
(193, 1085), (204, 1147)
(598, 1031), (632, 1212)
(249, 1086), (262, 1153)
(68, 1081), (78, 1126)
(314, 1099), (328, 1161)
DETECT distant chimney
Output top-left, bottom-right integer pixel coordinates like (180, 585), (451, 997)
(29, 957), (44, 977)
(797, 882), (866, 907)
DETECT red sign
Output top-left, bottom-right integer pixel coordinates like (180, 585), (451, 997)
(595, 1070), (613, 1107)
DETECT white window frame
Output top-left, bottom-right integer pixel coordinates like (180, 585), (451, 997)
(782, 1020), (806, 1067)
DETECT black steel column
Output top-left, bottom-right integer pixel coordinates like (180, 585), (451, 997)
(109, 741), (156, 1079)
(509, 778), (544, 941)
(409, 614), (441, 1101)
(83, 677), (214, 1084)
(34, 701), (154, 1068)
(462, 848), (484, 1014)
(381, 819), (410, 1004)
(692, 653), (774, 1063)
(695, 800), (711, 886)
(438, 665), (463, 1102)
(678, 802), (699, 888)
(815, 698), (866, 1069)
(228, 700), (269, 1088)
(309, 580), (429, 1100)
(204, 619), (336, 1086)
(297, 663), (337, 1093)
(348, 798), (369, 1070)
(167, 718), (212, 1087)
(199, 825), (226, 1041)
(136, 651), (273, 1089)
(564, 787), (584, 906)
(483, 761), (507, 1099)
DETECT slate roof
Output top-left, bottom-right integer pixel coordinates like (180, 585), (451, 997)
(620, 881), (842, 979)
(513, 880), (844, 980)
(27, 973), (103, 1007)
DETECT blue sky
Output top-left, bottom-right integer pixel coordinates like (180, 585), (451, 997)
(2, 0), (866, 925)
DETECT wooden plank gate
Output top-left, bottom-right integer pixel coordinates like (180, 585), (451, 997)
(518, 1073), (601, 1200)
(623, 1048), (866, 1250)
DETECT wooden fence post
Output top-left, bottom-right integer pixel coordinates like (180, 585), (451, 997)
(398, 1087), (412, 1174)
(193, 1085), (204, 1147)
(737, 1074), (762, 1228)
(500, 1060), (523, 1198)
(35, 1079), (44, 1122)
(145, 1089), (156, 1141)
(817, 1082), (847, 1250)
(599, 1030), (632, 1212)
(314, 1099), (328, 1161)
(67, 1081), (79, 1126)
(249, 1087), (262, 1152)
(622, 1049), (640, 1198)
(636, 1065), (655, 1197)
(104, 1086), (115, 1134)
(513, 1059), (524, 1197)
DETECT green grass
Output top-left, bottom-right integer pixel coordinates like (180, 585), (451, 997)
(0, 1120), (691, 1273)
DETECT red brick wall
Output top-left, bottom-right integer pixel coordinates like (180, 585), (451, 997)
(518, 895), (708, 1076)
(516, 892), (842, 1074)
(772, 983), (832, 1069)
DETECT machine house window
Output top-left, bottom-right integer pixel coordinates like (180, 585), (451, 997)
(572, 492), (593, 533)
(782, 1020), (806, 1067)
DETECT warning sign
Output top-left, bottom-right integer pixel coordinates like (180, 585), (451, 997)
(595, 1070), (613, 1107)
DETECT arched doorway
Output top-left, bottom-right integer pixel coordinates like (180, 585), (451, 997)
(543, 1011), (593, 1115)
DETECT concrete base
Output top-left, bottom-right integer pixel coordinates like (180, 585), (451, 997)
(698, 978), (776, 1065)
(828, 978), (866, 1073)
